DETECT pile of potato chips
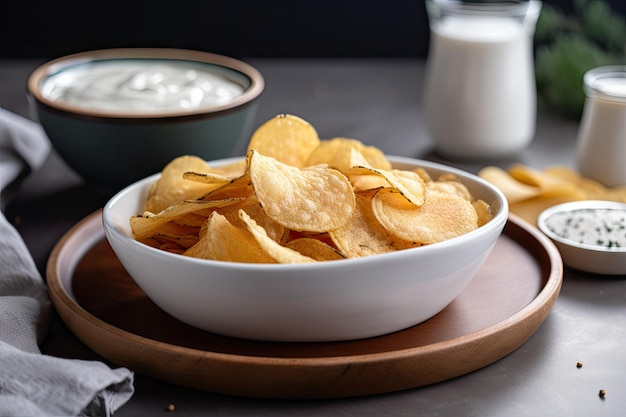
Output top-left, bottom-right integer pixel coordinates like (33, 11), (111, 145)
(130, 114), (493, 264)
(478, 164), (626, 226)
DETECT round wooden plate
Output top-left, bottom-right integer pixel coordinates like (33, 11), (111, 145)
(47, 210), (562, 399)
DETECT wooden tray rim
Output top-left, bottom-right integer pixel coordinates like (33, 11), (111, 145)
(46, 210), (563, 395)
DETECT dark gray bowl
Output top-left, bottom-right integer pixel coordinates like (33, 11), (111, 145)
(27, 48), (264, 191)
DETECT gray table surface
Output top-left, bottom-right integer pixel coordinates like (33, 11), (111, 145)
(2, 58), (624, 417)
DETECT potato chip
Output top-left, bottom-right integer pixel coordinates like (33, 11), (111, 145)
(346, 148), (389, 190)
(508, 163), (565, 188)
(412, 167), (433, 183)
(478, 166), (541, 204)
(543, 166), (614, 200)
(172, 213), (210, 228)
(155, 242), (187, 255)
(248, 150), (355, 232)
(607, 187), (626, 202)
(192, 211), (276, 263)
(247, 114), (320, 168)
(182, 171), (232, 186)
(210, 159), (248, 178)
(306, 137), (392, 174)
(239, 210), (316, 263)
(182, 231), (214, 260)
(371, 188), (478, 244)
(426, 179), (473, 202)
(144, 155), (220, 213)
(214, 194), (286, 242)
(349, 165), (426, 207)
(510, 191), (585, 226)
(285, 238), (346, 261)
(146, 221), (200, 249)
(199, 172), (253, 201)
(281, 230), (335, 246)
(479, 164), (589, 225)
(472, 199), (494, 227)
(131, 198), (244, 240)
(330, 194), (420, 257)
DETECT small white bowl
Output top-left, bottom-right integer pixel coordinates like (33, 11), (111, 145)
(103, 156), (509, 342)
(537, 200), (626, 275)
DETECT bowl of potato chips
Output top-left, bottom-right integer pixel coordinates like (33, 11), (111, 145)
(27, 48), (264, 191)
(103, 114), (509, 342)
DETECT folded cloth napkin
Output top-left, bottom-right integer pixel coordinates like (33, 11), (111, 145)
(0, 109), (134, 417)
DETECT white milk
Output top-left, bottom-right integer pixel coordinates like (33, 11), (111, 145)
(423, 13), (537, 159)
(576, 69), (626, 187)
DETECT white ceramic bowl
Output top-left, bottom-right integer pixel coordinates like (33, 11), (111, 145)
(538, 200), (626, 275)
(27, 48), (264, 191)
(102, 156), (509, 342)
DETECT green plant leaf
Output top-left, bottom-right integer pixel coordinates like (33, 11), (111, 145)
(535, 34), (616, 118)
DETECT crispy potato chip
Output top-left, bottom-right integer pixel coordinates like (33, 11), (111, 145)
(607, 187), (626, 202)
(239, 210), (316, 263)
(349, 165), (426, 207)
(188, 211), (276, 263)
(478, 166), (541, 204)
(306, 137), (392, 174)
(173, 213), (210, 228)
(131, 198), (243, 240)
(182, 171), (232, 186)
(146, 222), (200, 249)
(472, 199), (494, 227)
(144, 155), (220, 213)
(543, 166), (614, 200)
(285, 238), (345, 261)
(412, 167), (433, 183)
(281, 230), (335, 246)
(510, 193), (585, 226)
(210, 159), (248, 178)
(371, 188), (478, 244)
(248, 150), (355, 232)
(182, 231), (214, 260)
(199, 173), (253, 200)
(155, 241), (187, 255)
(426, 180), (473, 201)
(247, 114), (320, 168)
(215, 194), (286, 242)
(346, 148), (389, 190)
(508, 163), (567, 188)
(481, 163), (626, 226)
(330, 194), (421, 257)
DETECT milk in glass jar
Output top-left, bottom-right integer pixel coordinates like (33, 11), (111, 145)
(423, 0), (542, 159)
(575, 66), (626, 187)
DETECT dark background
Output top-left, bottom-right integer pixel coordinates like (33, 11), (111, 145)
(1, 0), (624, 60)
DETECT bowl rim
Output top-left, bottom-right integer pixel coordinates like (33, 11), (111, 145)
(537, 199), (626, 253)
(27, 48), (265, 121)
(102, 155), (510, 271)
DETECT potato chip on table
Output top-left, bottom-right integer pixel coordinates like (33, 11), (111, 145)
(478, 164), (626, 226)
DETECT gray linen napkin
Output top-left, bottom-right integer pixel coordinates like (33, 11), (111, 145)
(0, 109), (134, 416)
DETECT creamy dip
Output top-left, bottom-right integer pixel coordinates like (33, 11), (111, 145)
(41, 60), (246, 113)
(544, 208), (626, 249)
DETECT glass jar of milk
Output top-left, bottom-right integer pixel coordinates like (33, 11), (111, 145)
(423, 0), (542, 159)
(575, 66), (626, 187)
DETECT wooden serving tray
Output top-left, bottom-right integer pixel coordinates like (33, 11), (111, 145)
(47, 210), (562, 399)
